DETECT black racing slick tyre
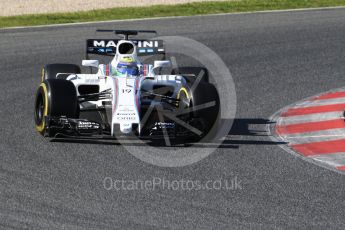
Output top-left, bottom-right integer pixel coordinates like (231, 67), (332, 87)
(34, 79), (79, 136)
(190, 82), (220, 138)
(173, 67), (209, 86)
(41, 64), (81, 81)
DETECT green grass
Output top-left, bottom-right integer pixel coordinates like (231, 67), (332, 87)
(1, 0), (345, 28)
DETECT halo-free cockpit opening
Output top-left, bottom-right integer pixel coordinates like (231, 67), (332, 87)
(118, 42), (134, 55)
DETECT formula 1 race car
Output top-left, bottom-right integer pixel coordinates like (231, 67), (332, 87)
(34, 30), (219, 141)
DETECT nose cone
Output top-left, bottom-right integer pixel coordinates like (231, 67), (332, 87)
(120, 123), (132, 134)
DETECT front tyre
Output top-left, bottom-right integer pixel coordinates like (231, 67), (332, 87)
(190, 82), (220, 139)
(41, 63), (81, 81)
(34, 79), (79, 137)
(35, 82), (49, 135)
(177, 87), (191, 113)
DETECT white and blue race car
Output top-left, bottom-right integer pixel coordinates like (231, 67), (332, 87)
(34, 30), (219, 141)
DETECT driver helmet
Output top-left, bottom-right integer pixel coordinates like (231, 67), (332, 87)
(116, 57), (139, 76)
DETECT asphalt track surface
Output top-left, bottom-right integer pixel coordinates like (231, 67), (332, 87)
(1, 8), (345, 229)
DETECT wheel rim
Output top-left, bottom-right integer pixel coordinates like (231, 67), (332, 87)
(35, 91), (44, 125)
(178, 91), (190, 112)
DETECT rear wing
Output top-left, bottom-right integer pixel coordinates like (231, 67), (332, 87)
(86, 39), (165, 57)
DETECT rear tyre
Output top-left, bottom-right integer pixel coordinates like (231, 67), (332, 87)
(34, 79), (79, 137)
(41, 63), (81, 81)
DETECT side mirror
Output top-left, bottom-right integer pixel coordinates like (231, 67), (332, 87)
(153, 60), (171, 69)
(82, 60), (99, 68)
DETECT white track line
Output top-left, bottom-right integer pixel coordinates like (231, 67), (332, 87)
(283, 129), (345, 145)
(277, 111), (343, 126)
(298, 97), (345, 107)
(311, 152), (345, 167)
